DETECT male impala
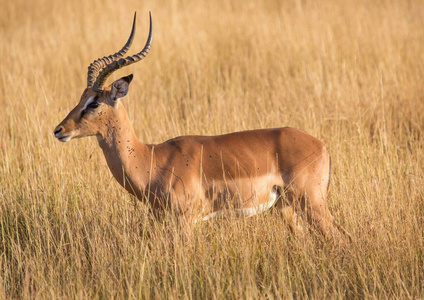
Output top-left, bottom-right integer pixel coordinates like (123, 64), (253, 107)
(54, 13), (340, 238)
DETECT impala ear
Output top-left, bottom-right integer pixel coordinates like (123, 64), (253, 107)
(110, 74), (133, 102)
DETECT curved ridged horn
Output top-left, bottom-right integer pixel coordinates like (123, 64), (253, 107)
(91, 12), (153, 92)
(87, 12), (137, 88)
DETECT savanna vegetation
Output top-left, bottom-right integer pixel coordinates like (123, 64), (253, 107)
(0, 0), (423, 298)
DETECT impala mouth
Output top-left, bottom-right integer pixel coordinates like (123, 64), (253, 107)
(58, 136), (71, 142)
(55, 132), (74, 143)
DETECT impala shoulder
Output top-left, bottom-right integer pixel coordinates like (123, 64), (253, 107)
(157, 136), (202, 154)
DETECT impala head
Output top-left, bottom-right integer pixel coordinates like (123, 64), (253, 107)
(54, 12), (153, 142)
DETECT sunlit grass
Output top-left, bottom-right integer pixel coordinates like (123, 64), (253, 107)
(0, 0), (423, 298)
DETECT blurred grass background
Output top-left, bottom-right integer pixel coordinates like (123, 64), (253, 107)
(0, 0), (423, 298)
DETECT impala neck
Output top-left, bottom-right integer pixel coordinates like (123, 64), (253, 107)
(97, 103), (151, 196)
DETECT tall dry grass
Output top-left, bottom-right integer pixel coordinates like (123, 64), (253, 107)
(0, 0), (423, 298)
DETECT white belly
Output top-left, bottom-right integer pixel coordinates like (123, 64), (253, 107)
(200, 190), (279, 221)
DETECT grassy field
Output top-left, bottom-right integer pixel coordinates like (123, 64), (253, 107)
(1, 0), (423, 298)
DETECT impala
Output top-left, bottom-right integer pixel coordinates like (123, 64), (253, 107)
(54, 12), (341, 238)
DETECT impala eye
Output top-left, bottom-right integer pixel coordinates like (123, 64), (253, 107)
(87, 101), (99, 109)
(81, 96), (100, 118)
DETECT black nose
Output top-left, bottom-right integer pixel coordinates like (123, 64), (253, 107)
(54, 127), (62, 135)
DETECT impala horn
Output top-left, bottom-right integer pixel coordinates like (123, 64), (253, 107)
(87, 12), (153, 92)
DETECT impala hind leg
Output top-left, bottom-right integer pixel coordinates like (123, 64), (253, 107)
(301, 191), (339, 240)
(274, 189), (305, 237)
(280, 206), (305, 237)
